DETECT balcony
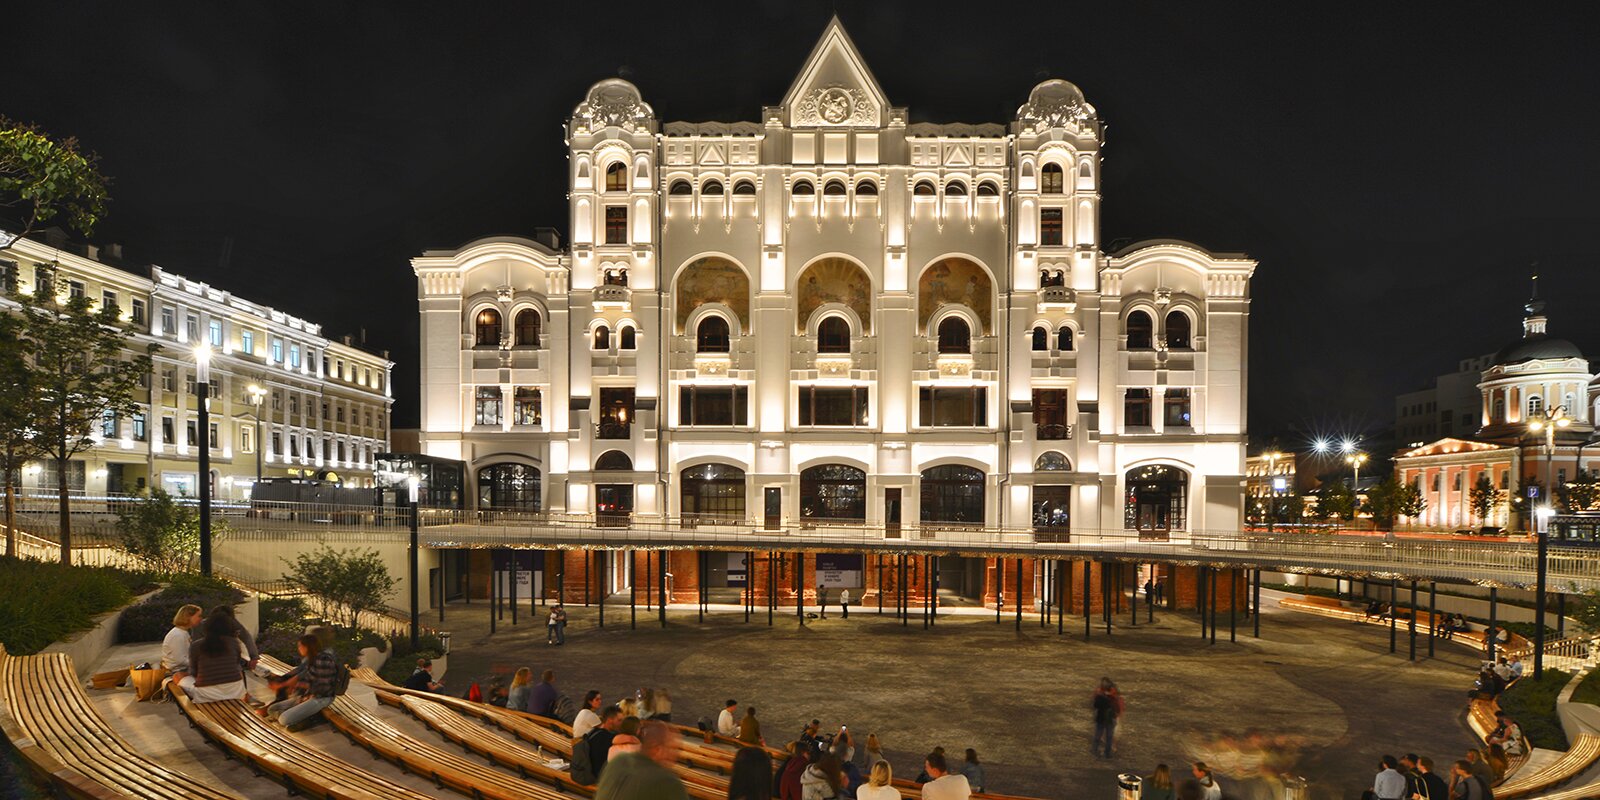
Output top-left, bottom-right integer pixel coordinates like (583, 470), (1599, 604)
(592, 284), (631, 311)
(1036, 423), (1074, 441)
(597, 420), (632, 440)
(1038, 286), (1076, 311)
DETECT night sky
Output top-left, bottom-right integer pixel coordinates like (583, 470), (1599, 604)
(8, 3), (1599, 442)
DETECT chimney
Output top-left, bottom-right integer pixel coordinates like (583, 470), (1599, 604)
(84, 244), (99, 260)
(104, 243), (124, 261)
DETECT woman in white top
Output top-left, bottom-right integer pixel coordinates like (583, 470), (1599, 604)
(161, 604), (204, 681)
(856, 761), (901, 800)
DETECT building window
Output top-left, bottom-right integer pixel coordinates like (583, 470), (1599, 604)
(205, 319), (221, 347)
(475, 308), (502, 347)
(1126, 311), (1153, 349)
(1036, 451), (1072, 471)
(1040, 208), (1063, 245)
(1528, 395), (1544, 418)
(670, 180), (693, 195)
(681, 464), (746, 524)
(241, 424), (254, 454)
(619, 325), (637, 350)
(605, 162), (627, 192)
(800, 464), (866, 523)
(184, 314), (199, 342)
(289, 395), (300, 415)
(733, 179), (757, 195)
(918, 386), (987, 427)
(1041, 163), (1065, 193)
(131, 298), (147, 326)
(271, 432), (281, 457)
(1031, 326), (1048, 352)
(936, 317), (971, 354)
(593, 325), (611, 350)
(270, 337), (284, 363)
(474, 386), (502, 426)
(132, 412), (147, 442)
(823, 179), (847, 196)
(856, 180), (877, 196)
(336, 405), (344, 423)
(1034, 389), (1070, 440)
(68, 280), (85, 300)
(159, 305), (175, 335)
(1057, 326), (1074, 352)
(100, 410), (117, 438)
(604, 207), (628, 244)
(209, 422), (219, 450)
(33, 266), (53, 297)
(513, 388), (542, 426)
(289, 343), (301, 368)
(912, 180), (935, 196)
(1166, 310), (1192, 349)
(597, 388), (635, 439)
(161, 417), (175, 444)
(0, 259), (13, 292)
(240, 329), (254, 355)
(1493, 395), (1506, 423)
(703, 179), (725, 195)
(101, 289), (118, 315)
(794, 180), (816, 195)
(1125, 388), (1153, 427)
(679, 385), (749, 426)
(696, 316), (730, 353)
(477, 464), (541, 512)
(185, 373), (196, 395)
(1164, 388), (1192, 427)
(37, 461), (86, 492)
(603, 267), (628, 286)
(1125, 464), (1189, 531)
(945, 180), (967, 196)
(514, 309), (541, 347)
(817, 316), (851, 354)
(1033, 484), (1071, 534)
(186, 419), (198, 446)
(977, 180), (999, 196)
(920, 465), (985, 526)
(798, 386), (869, 427)
(161, 369), (175, 392)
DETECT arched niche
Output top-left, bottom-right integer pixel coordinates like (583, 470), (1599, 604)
(917, 257), (993, 333)
(674, 256), (751, 331)
(796, 257), (873, 334)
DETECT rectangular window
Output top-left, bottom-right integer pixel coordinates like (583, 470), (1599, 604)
(1125, 388), (1153, 427)
(100, 410), (117, 438)
(1164, 388), (1192, 427)
(597, 388), (635, 438)
(289, 343), (301, 368)
(160, 306), (175, 336)
(1033, 389), (1070, 440)
(272, 391), (283, 411)
(209, 422), (219, 450)
(241, 424), (255, 454)
(240, 329), (254, 354)
(1040, 208), (1063, 246)
(797, 386), (870, 427)
(363, 368), (370, 386)
(679, 385), (750, 426)
(186, 419), (199, 446)
(514, 387), (543, 426)
(131, 298), (147, 326)
(604, 206), (628, 244)
(320, 401), (328, 420)
(162, 369), (175, 392)
(323, 439), (331, 460)
(68, 280), (85, 300)
(38, 461), (86, 491)
(185, 314), (199, 342)
(162, 417), (175, 444)
(336, 359), (344, 380)
(289, 395), (300, 415)
(336, 405), (345, 423)
(290, 436), (300, 457)
(322, 355), (330, 376)
(475, 386), (503, 426)
(102, 289), (118, 315)
(365, 410), (373, 428)
(185, 373), (196, 395)
(0, 259), (14, 292)
(208, 319), (223, 347)
(918, 386), (987, 427)
(271, 337), (284, 363)
(132, 412), (147, 442)
(272, 432), (281, 457)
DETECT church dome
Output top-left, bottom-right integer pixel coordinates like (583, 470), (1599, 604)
(1492, 334), (1584, 366)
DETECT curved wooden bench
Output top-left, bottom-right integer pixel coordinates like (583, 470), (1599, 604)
(1495, 733), (1600, 799)
(0, 644), (244, 800)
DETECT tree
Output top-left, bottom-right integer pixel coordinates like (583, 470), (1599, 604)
(1363, 476), (1423, 531)
(1320, 481), (1357, 522)
(1572, 588), (1600, 635)
(114, 488), (228, 575)
(1469, 473), (1500, 524)
(1396, 482), (1426, 520)
(0, 117), (109, 250)
(12, 263), (156, 563)
(0, 313), (42, 558)
(282, 545), (398, 631)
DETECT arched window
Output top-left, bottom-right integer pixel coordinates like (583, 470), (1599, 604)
(1124, 464), (1188, 532)
(1035, 452), (1072, 471)
(477, 463), (541, 512)
(605, 162), (627, 192)
(800, 464), (866, 523)
(856, 180), (878, 196)
(514, 309), (541, 347)
(1057, 326), (1074, 352)
(920, 465), (985, 526)
(1165, 310), (1192, 349)
(945, 181), (967, 196)
(824, 179), (847, 196)
(1493, 395), (1507, 423)
(1041, 163), (1065, 193)
(696, 315), (731, 353)
(1031, 326), (1048, 352)
(702, 179), (724, 195)
(817, 316), (851, 354)
(1126, 310), (1153, 349)
(1528, 394), (1544, 418)
(792, 180), (815, 195)
(913, 180), (937, 196)
(475, 308), (502, 347)
(619, 325), (637, 350)
(669, 179), (693, 195)
(594, 450), (633, 471)
(733, 179), (756, 195)
(977, 180), (1000, 196)
(681, 463), (746, 524)
(937, 317), (971, 354)
(593, 324), (611, 350)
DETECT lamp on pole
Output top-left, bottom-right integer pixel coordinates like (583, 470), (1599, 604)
(1528, 405), (1570, 679)
(1345, 450), (1368, 523)
(246, 383), (266, 485)
(194, 344), (213, 576)
(1265, 451), (1283, 531)
(408, 473), (421, 651)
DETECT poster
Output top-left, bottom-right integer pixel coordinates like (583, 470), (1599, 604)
(726, 553), (748, 587)
(815, 554), (863, 588)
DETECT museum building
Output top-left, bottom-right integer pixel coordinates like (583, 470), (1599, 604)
(411, 19), (1256, 603)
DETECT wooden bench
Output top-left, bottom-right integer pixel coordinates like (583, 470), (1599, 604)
(0, 644), (244, 800)
(1278, 596), (1531, 651)
(1496, 733), (1600, 798)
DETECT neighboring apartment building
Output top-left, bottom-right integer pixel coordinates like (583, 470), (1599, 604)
(1395, 354), (1494, 447)
(0, 232), (394, 499)
(413, 16), (1256, 563)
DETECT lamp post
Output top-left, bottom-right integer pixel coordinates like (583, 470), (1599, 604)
(246, 383), (266, 484)
(1345, 451), (1368, 524)
(408, 474), (421, 651)
(1528, 405), (1570, 679)
(194, 345), (213, 576)
(1265, 451), (1283, 531)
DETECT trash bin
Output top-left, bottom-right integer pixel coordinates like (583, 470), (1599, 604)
(1118, 773), (1143, 800)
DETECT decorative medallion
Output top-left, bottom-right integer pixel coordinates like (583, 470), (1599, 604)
(794, 85), (875, 127)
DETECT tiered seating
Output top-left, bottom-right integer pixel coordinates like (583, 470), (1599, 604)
(1495, 733), (1600, 798)
(1277, 595), (1530, 652)
(0, 644), (244, 800)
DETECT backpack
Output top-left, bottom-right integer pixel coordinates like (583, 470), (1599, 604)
(570, 731), (600, 785)
(553, 694), (578, 725)
(333, 663), (352, 696)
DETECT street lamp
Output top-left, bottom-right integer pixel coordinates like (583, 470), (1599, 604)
(194, 344), (213, 576)
(1345, 451), (1368, 522)
(407, 474), (421, 650)
(1264, 451), (1283, 531)
(1528, 405), (1571, 679)
(246, 383), (267, 484)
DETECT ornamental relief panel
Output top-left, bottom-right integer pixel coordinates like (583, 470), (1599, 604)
(793, 85), (877, 127)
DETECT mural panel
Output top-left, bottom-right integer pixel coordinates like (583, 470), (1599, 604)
(918, 257), (992, 333)
(675, 257), (750, 331)
(796, 257), (873, 333)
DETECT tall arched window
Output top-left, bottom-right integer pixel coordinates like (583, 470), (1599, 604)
(1035, 452), (1072, 471)
(681, 463), (746, 524)
(856, 180), (878, 196)
(605, 162), (627, 192)
(792, 180), (815, 195)
(1528, 394), (1545, 418)
(1126, 310), (1153, 349)
(593, 324), (611, 350)
(475, 309), (502, 347)
(619, 325), (637, 350)
(477, 463), (541, 512)
(945, 181), (967, 196)
(594, 450), (633, 471)
(696, 316), (730, 353)
(1031, 326), (1048, 352)
(920, 465), (985, 526)
(1041, 163), (1065, 193)
(817, 316), (851, 354)
(514, 309), (541, 347)
(1165, 310), (1192, 349)
(1124, 464), (1189, 532)
(977, 181), (1000, 196)
(800, 464), (866, 523)
(1057, 326), (1074, 352)
(937, 317), (971, 354)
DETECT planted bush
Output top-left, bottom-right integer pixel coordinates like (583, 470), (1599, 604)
(0, 556), (150, 655)
(116, 573), (244, 643)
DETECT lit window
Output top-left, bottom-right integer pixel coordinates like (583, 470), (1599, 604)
(604, 207), (628, 244)
(514, 388), (542, 425)
(475, 308), (502, 346)
(475, 386), (502, 426)
(1041, 163), (1064, 193)
(271, 337), (284, 363)
(679, 385), (750, 426)
(696, 316), (730, 353)
(1164, 389), (1192, 427)
(208, 319), (223, 347)
(289, 343), (301, 368)
(919, 387), (987, 427)
(240, 329), (254, 355)
(798, 386), (870, 427)
(1040, 208), (1063, 245)
(605, 162), (628, 192)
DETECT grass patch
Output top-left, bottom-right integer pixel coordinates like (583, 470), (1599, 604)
(1498, 670), (1572, 750)
(0, 556), (153, 655)
(1571, 669), (1600, 708)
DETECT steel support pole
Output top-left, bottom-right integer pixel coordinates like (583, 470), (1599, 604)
(1230, 569), (1237, 643)
(1104, 563), (1112, 636)
(746, 551), (753, 624)
(1427, 582), (1436, 658)
(1389, 577), (1398, 654)
(584, 552), (590, 607)
(658, 550), (667, 629)
(198, 381), (212, 576)
(1015, 558), (1023, 632)
(597, 551), (606, 628)
(995, 559), (1004, 623)
(631, 553), (637, 630)
(1057, 560), (1066, 635)
(409, 499), (419, 650)
(796, 551), (804, 624)
(1536, 522), (1549, 679)
(878, 556), (884, 616)
(509, 550), (518, 626)
(1252, 569), (1261, 639)
(1489, 588), (1499, 661)
(1210, 568), (1218, 645)
(698, 551), (705, 624)
(439, 553), (446, 624)
(930, 555), (938, 626)
(1198, 568), (1207, 640)
(489, 550), (497, 634)
(1408, 580), (1418, 661)
(1083, 560), (1091, 639)
(1131, 564), (1138, 627)
(1559, 593), (1566, 637)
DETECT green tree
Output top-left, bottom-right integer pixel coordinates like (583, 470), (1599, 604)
(1396, 482), (1426, 520)
(12, 263), (156, 563)
(1469, 473), (1500, 523)
(282, 545), (398, 631)
(1320, 481), (1357, 522)
(0, 117), (109, 249)
(114, 488), (229, 575)
(1363, 476), (1413, 531)
(0, 313), (43, 557)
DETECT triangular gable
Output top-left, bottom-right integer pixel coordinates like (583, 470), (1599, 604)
(782, 16), (889, 128)
(698, 143), (725, 165)
(1398, 437), (1509, 459)
(945, 144), (973, 166)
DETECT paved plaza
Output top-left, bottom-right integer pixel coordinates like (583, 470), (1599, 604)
(439, 592), (1482, 799)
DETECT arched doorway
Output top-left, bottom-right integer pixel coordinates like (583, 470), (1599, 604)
(920, 465), (985, 526)
(1124, 464), (1188, 539)
(680, 463), (746, 526)
(594, 450), (633, 527)
(1033, 452), (1072, 542)
(799, 464), (866, 525)
(477, 463), (541, 512)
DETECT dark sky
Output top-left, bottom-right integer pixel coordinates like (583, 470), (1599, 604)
(8, 2), (1599, 440)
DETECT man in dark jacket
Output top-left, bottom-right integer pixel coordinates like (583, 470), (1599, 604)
(1413, 757), (1448, 800)
(530, 669), (559, 718)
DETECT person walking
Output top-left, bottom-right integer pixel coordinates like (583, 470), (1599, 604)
(1144, 765), (1174, 800)
(1091, 678), (1124, 759)
(840, 588), (851, 619)
(594, 721), (688, 800)
(739, 707), (764, 746)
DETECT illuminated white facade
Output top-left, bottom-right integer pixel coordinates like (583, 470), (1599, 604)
(413, 19), (1255, 536)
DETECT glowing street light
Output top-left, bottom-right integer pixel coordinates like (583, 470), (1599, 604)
(194, 344), (214, 576)
(1345, 451), (1368, 518)
(1527, 405), (1571, 679)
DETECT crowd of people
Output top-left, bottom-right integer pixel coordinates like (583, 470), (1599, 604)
(1367, 751), (1514, 800)
(1472, 656), (1525, 699)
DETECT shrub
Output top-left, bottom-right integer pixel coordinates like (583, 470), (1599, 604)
(281, 545), (397, 631)
(115, 573), (245, 643)
(259, 596), (310, 634)
(0, 556), (148, 655)
(258, 621), (385, 671)
(1498, 670), (1572, 750)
